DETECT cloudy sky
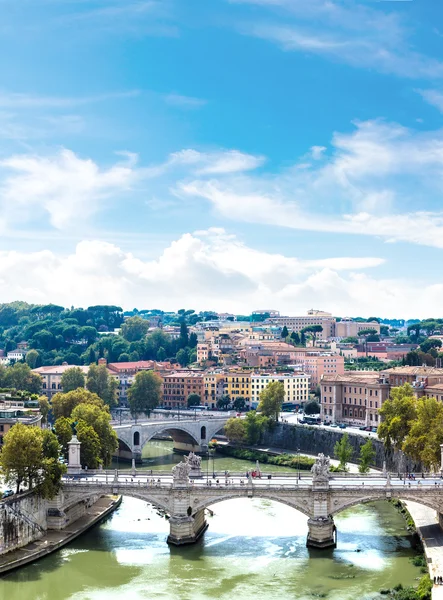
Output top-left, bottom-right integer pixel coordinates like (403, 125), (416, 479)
(1, 0), (443, 318)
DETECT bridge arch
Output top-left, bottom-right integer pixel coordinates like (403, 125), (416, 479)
(190, 493), (312, 518)
(133, 431), (140, 446)
(330, 491), (443, 517)
(140, 425), (201, 450)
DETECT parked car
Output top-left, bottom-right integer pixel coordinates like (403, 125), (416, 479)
(2, 490), (14, 499)
(371, 427), (378, 433)
(330, 423), (339, 428)
(359, 426), (367, 430)
(338, 423), (347, 429)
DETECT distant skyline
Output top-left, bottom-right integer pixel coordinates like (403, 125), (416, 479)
(1, 0), (443, 318)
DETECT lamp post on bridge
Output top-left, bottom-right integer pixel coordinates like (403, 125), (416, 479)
(440, 444), (443, 477)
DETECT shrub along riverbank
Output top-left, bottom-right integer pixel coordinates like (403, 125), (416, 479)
(215, 445), (341, 471)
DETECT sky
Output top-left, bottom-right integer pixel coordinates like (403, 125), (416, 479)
(1, 0), (443, 318)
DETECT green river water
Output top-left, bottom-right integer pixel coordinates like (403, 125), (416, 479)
(0, 440), (424, 600)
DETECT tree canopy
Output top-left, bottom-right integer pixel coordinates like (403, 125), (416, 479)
(258, 381), (285, 420)
(0, 423), (65, 496)
(127, 370), (163, 416)
(378, 384), (417, 451)
(61, 366), (86, 393)
(86, 364), (118, 407)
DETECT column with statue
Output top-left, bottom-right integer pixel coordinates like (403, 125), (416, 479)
(306, 454), (336, 549)
(67, 421), (82, 475)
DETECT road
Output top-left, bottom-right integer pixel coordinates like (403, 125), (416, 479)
(280, 412), (378, 439)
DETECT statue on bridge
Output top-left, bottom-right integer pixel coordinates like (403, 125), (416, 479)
(311, 454), (331, 482)
(185, 452), (201, 471)
(172, 460), (191, 485)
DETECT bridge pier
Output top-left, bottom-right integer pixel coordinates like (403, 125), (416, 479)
(306, 516), (336, 549)
(168, 509), (208, 546)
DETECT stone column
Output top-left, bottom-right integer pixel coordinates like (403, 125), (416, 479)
(167, 460), (208, 545)
(67, 435), (82, 475)
(307, 454), (336, 549)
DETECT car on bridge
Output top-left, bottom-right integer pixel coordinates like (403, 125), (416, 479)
(2, 489), (14, 499)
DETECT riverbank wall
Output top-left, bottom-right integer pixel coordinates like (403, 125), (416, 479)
(260, 423), (419, 471)
(0, 493), (47, 556)
(0, 495), (121, 575)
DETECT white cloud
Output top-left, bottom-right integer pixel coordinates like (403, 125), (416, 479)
(417, 89), (443, 113)
(177, 120), (443, 249)
(229, 0), (443, 79)
(164, 94), (207, 109)
(0, 149), (139, 229)
(0, 228), (437, 319)
(0, 90), (140, 109)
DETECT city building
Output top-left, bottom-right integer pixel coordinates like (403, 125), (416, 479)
(162, 372), (205, 408)
(0, 407), (42, 447)
(222, 371), (251, 404)
(203, 372), (226, 408)
(335, 319), (381, 338)
(7, 349), (28, 362)
(320, 372), (390, 426)
(34, 364), (89, 399)
(250, 373), (310, 406)
(294, 353), (345, 388)
(269, 311), (336, 338)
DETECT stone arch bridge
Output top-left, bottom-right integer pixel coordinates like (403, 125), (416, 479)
(61, 457), (443, 549)
(112, 416), (229, 461)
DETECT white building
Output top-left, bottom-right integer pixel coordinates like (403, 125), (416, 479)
(7, 349), (28, 361)
(251, 373), (310, 405)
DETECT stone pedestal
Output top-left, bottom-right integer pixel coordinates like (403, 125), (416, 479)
(67, 435), (82, 475)
(306, 516), (336, 549)
(167, 510), (208, 545)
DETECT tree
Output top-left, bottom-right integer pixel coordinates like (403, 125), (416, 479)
(233, 396), (246, 412)
(290, 331), (301, 345)
(76, 421), (102, 469)
(176, 348), (189, 367)
(224, 417), (246, 444)
(244, 411), (268, 445)
(179, 321), (189, 348)
(61, 367), (86, 393)
(38, 395), (50, 424)
(127, 370), (163, 416)
(216, 395), (231, 410)
(0, 423), (65, 496)
(187, 393), (201, 408)
(156, 347), (167, 361)
(5, 362), (42, 393)
(55, 416), (74, 457)
(402, 397), (443, 470)
(52, 388), (105, 420)
(358, 328), (379, 357)
(26, 349), (41, 369)
(359, 439), (375, 473)
(334, 433), (353, 471)
(86, 364), (118, 407)
(378, 384), (417, 451)
(281, 325), (289, 339)
(120, 316), (150, 342)
(258, 381), (285, 420)
(71, 403), (118, 467)
(304, 400), (320, 415)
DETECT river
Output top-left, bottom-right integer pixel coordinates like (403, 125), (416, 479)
(0, 441), (424, 600)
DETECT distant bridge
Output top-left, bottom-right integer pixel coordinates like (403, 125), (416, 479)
(112, 415), (229, 460)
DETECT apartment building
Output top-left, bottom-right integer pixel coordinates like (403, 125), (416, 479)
(295, 353), (345, 388)
(321, 366), (443, 427)
(250, 373), (310, 406)
(223, 372), (251, 403)
(320, 372), (390, 426)
(162, 372), (205, 408)
(203, 372), (226, 408)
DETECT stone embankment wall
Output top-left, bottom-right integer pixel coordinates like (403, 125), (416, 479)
(260, 423), (419, 472)
(0, 493), (48, 556)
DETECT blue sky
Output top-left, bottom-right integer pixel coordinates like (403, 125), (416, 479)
(1, 0), (443, 317)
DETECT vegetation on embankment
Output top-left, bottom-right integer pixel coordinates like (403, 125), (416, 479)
(380, 576), (432, 600)
(215, 445), (341, 471)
